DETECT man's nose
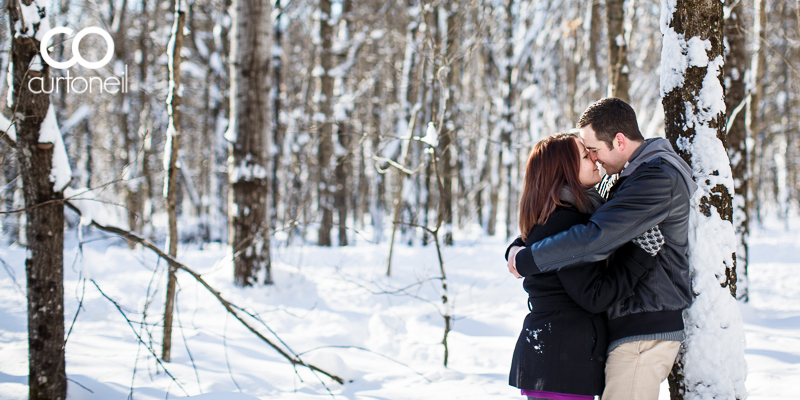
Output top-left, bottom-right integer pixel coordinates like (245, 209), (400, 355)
(589, 152), (599, 162)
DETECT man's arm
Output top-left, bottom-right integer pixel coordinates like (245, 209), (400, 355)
(558, 242), (654, 314)
(514, 163), (674, 276)
(504, 237), (525, 260)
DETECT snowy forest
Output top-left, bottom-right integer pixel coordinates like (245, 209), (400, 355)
(0, 0), (798, 399)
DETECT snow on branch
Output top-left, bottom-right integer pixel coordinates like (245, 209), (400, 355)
(63, 187), (115, 227)
(14, 0), (52, 41)
(39, 105), (73, 192)
(0, 113), (16, 143)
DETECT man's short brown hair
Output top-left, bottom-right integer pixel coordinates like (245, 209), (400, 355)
(578, 97), (644, 149)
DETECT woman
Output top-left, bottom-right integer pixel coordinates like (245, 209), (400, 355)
(505, 133), (655, 400)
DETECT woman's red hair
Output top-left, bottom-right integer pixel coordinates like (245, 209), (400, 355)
(518, 133), (590, 241)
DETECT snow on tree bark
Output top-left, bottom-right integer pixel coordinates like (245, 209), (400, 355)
(7, 0), (70, 398)
(723, 0), (749, 301)
(228, 0), (272, 285)
(659, 0), (747, 398)
(162, 0), (186, 362)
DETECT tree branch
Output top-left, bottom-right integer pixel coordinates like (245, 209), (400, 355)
(66, 202), (344, 385)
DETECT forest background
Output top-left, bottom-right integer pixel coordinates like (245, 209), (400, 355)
(0, 0), (798, 398)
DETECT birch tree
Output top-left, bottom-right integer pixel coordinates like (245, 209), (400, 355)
(6, 0), (72, 397)
(659, 0), (747, 398)
(227, 0), (272, 286)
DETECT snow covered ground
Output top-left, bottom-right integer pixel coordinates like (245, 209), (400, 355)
(0, 217), (798, 400)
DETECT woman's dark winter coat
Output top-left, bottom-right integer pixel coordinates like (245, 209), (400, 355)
(508, 206), (655, 395)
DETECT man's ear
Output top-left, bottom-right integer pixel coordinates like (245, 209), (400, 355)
(614, 132), (626, 151)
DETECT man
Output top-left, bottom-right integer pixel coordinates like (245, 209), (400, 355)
(506, 98), (697, 400)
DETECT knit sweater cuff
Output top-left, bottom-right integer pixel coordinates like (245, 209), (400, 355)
(607, 330), (686, 354)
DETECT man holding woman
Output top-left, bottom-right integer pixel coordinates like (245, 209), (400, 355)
(506, 98), (696, 400)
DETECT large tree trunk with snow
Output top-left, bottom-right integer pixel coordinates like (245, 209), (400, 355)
(7, 1), (69, 398)
(228, 0), (272, 286)
(724, 0), (749, 300)
(659, 0), (747, 398)
(606, 0), (630, 102)
(162, 1), (186, 363)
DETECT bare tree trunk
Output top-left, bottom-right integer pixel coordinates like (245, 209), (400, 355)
(660, 1), (747, 398)
(136, 0), (154, 237)
(502, 0), (515, 239)
(333, 0), (353, 246)
(228, 0), (272, 286)
(387, 7), (421, 274)
(747, 0), (767, 233)
(440, 3), (459, 246)
(606, 0), (630, 101)
(316, 0), (334, 246)
(724, 0), (749, 300)
(7, 1), (68, 397)
(482, 44), (499, 237)
(587, 0), (604, 99)
(271, 0), (284, 231)
(370, 75), (385, 242)
(162, 0), (186, 363)
(111, 0), (140, 248)
(207, 0), (232, 243)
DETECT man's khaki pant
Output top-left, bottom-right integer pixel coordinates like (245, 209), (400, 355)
(601, 340), (681, 400)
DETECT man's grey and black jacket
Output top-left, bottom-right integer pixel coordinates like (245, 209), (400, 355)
(506, 138), (698, 349)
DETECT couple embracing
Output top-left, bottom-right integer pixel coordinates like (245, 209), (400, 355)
(505, 98), (697, 400)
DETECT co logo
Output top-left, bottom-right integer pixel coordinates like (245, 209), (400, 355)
(40, 27), (115, 70)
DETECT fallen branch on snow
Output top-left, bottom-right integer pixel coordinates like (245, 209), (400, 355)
(64, 202), (345, 385)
